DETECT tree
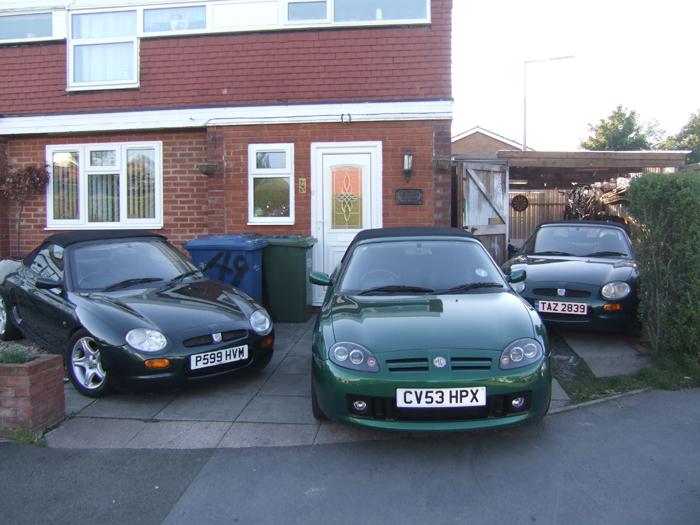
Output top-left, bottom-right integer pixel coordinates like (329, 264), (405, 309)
(581, 105), (661, 151)
(0, 164), (49, 256)
(661, 110), (700, 164)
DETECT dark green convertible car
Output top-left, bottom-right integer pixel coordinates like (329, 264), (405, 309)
(309, 228), (551, 431)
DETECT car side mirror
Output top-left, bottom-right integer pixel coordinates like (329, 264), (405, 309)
(309, 271), (332, 287)
(507, 243), (519, 259)
(35, 277), (63, 290)
(509, 269), (526, 283)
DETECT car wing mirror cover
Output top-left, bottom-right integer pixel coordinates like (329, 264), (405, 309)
(509, 269), (527, 283)
(309, 271), (332, 287)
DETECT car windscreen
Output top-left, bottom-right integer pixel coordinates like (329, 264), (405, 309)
(338, 239), (506, 295)
(532, 226), (630, 257)
(69, 239), (197, 291)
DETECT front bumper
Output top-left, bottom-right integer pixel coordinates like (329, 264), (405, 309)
(313, 356), (551, 432)
(523, 295), (638, 331)
(99, 331), (274, 390)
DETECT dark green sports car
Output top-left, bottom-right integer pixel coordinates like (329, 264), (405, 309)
(309, 228), (551, 431)
(0, 231), (274, 397)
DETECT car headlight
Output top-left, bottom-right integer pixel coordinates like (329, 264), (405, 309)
(512, 281), (526, 294)
(500, 338), (544, 370)
(601, 281), (631, 300)
(250, 309), (272, 336)
(329, 342), (379, 372)
(126, 328), (167, 352)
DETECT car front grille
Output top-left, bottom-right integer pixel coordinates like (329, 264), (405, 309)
(386, 355), (493, 373)
(347, 391), (531, 421)
(533, 288), (591, 298)
(183, 329), (248, 348)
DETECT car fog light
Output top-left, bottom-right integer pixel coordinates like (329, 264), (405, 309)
(352, 400), (368, 413)
(511, 397), (526, 409)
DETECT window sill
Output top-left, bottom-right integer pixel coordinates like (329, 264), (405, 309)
(45, 223), (163, 231)
(66, 82), (140, 93)
(247, 220), (295, 226)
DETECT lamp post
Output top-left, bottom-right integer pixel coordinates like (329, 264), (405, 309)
(523, 55), (574, 151)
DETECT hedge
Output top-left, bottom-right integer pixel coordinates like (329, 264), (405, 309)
(628, 170), (700, 357)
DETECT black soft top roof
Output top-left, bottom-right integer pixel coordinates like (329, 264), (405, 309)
(23, 230), (166, 265)
(346, 227), (477, 257)
(538, 220), (629, 232)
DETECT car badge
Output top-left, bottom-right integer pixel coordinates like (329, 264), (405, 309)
(212, 332), (222, 343)
(557, 288), (566, 297)
(433, 357), (447, 368)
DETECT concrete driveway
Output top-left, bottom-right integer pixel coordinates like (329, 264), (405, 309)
(47, 318), (651, 449)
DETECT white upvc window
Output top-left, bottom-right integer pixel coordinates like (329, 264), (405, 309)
(248, 143), (295, 225)
(333, 0), (429, 23)
(143, 5), (206, 34)
(46, 142), (163, 230)
(68, 9), (139, 91)
(284, 1), (329, 24)
(0, 12), (54, 43)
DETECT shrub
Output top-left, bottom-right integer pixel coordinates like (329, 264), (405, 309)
(0, 342), (37, 364)
(628, 171), (700, 357)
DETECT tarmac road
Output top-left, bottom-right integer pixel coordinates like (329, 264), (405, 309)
(1, 389), (699, 525)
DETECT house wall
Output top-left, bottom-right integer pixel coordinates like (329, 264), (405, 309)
(0, 138), (8, 258)
(3, 119), (451, 256)
(0, 0), (451, 116)
(452, 132), (519, 157)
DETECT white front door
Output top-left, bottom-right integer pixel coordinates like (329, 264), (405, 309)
(311, 142), (382, 305)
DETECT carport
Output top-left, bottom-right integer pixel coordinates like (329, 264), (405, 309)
(452, 150), (689, 262)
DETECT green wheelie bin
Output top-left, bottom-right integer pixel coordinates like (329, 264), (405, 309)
(259, 235), (317, 322)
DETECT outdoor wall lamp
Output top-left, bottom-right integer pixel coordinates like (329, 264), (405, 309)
(403, 149), (414, 182)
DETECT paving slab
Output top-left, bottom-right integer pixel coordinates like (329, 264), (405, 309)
(560, 330), (652, 378)
(550, 378), (570, 411)
(237, 395), (316, 425)
(259, 372), (310, 396)
(64, 384), (95, 415)
(219, 422), (318, 448)
(79, 392), (178, 419)
(154, 393), (252, 422)
(127, 421), (231, 449)
(46, 417), (146, 448)
(314, 422), (398, 445)
(276, 354), (309, 374)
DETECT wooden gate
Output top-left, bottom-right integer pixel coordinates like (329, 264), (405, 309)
(458, 161), (509, 264)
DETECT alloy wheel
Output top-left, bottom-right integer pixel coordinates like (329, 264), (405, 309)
(71, 337), (106, 391)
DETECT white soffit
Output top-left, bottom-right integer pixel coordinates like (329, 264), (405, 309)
(0, 100), (453, 136)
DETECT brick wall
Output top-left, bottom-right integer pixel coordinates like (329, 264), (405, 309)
(0, 138), (8, 259)
(4, 119), (450, 253)
(452, 132), (521, 157)
(0, 354), (65, 436)
(5, 130), (209, 255)
(0, 0), (451, 116)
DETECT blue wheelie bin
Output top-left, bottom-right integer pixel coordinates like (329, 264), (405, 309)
(183, 235), (268, 303)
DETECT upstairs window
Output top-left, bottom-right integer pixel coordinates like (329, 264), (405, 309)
(248, 144), (295, 225)
(334, 0), (428, 22)
(144, 6), (206, 33)
(287, 1), (328, 23)
(69, 10), (137, 90)
(47, 142), (162, 229)
(0, 12), (52, 41)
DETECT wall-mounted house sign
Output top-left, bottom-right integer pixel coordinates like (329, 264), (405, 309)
(395, 189), (423, 205)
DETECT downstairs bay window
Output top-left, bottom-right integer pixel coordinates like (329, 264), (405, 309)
(46, 142), (162, 229)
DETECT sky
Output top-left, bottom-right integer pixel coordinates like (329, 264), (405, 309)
(451, 0), (700, 151)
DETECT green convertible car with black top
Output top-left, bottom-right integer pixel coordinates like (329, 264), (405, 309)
(309, 227), (551, 431)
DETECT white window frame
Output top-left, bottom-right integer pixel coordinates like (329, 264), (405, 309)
(46, 141), (163, 230)
(67, 8), (140, 92)
(0, 11), (59, 44)
(283, 1), (330, 25)
(248, 143), (295, 226)
(142, 3), (208, 36)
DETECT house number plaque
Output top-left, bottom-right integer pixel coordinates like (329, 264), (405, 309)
(395, 189), (423, 205)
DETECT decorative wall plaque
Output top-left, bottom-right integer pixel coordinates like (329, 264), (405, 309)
(395, 189), (423, 205)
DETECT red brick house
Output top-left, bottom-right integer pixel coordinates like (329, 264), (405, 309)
(0, 0), (452, 304)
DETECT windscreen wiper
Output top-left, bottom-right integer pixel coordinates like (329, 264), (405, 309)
(167, 269), (202, 285)
(436, 282), (504, 294)
(357, 285), (435, 296)
(584, 251), (628, 257)
(102, 277), (163, 292)
(532, 250), (573, 256)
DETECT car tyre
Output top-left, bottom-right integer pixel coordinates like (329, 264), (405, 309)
(66, 330), (110, 398)
(0, 295), (22, 341)
(250, 347), (273, 372)
(311, 379), (327, 420)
